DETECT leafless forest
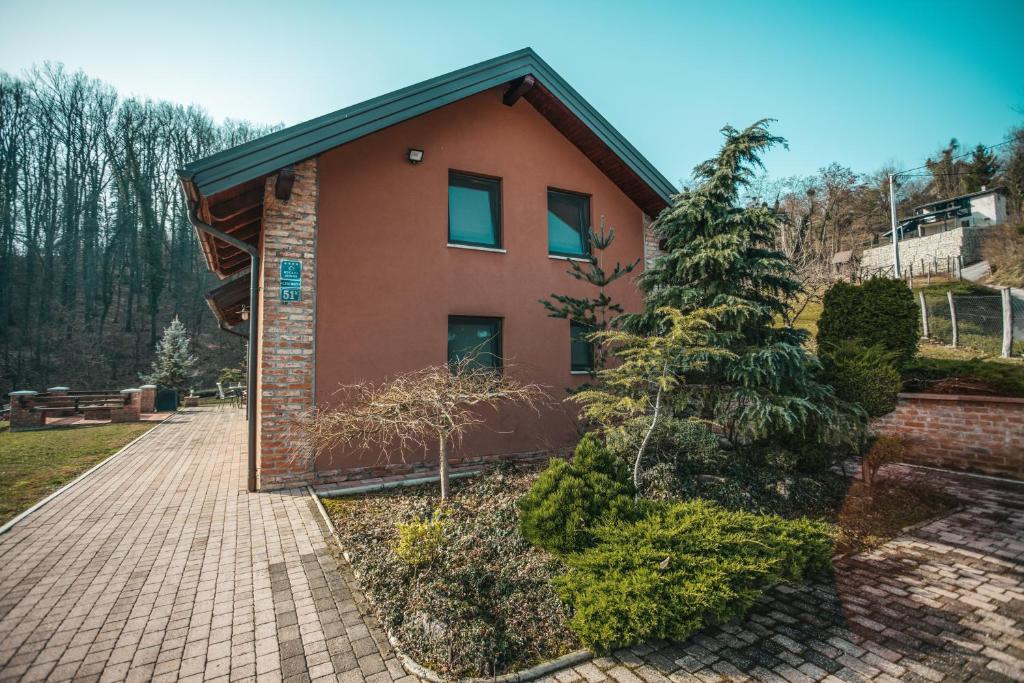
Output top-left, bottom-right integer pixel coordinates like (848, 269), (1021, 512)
(0, 65), (278, 396)
(1, 63), (1021, 398)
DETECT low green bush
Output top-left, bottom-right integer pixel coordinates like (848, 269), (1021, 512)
(817, 279), (919, 365)
(605, 416), (725, 480)
(820, 340), (902, 417)
(517, 435), (635, 554)
(554, 499), (832, 652)
(902, 357), (1024, 397)
(394, 510), (447, 567)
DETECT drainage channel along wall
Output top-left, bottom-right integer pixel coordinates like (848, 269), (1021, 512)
(872, 393), (1024, 479)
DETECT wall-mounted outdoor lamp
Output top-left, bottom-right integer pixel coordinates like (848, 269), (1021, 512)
(407, 148), (424, 164)
(239, 305), (250, 321)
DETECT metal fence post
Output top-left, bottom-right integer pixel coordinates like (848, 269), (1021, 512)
(957, 255), (963, 281)
(1002, 287), (1014, 358)
(948, 291), (958, 348)
(920, 291), (929, 339)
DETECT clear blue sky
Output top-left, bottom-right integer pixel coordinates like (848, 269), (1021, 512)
(2, 0), (1021, 185)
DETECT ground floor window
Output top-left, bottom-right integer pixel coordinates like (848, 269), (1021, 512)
(448, 316), (502, 370)
(570, 320), (594, 372)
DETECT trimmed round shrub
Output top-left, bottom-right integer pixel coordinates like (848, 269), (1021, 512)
(517, 435), (635, 554)
(554, 499), (833, 653)
(820, 340), (902, 417)
(817, 278), (919, 365)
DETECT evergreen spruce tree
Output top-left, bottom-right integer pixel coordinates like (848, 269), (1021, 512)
(540, 217), (639, 375)
(142, 316), (198, 393)
(626, 119), (861, 446)
(964, 143), (1000, 193)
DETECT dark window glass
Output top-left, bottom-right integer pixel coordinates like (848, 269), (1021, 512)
(548, 190), (590, 257)
(449, 172), (501, 248)
(570, 321), (594, 372)
(447, 316), (502, 370)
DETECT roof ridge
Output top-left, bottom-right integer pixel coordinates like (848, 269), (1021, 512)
(179, 48), (675, 209)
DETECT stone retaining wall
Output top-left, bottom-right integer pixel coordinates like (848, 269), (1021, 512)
(872, 392), (1024, 479)
(860, 226), (984, 272)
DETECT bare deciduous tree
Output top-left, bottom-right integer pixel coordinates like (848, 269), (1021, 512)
(296, 357), (549, 500)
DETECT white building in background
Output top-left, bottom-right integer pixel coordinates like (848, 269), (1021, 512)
(858, 187), (1009, 275)
(909, 186), (1008, 237)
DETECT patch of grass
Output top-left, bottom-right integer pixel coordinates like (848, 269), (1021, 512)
(0, 421), (156, 525)
(791, 297), (823, 341)
(913, 280), (996, 296)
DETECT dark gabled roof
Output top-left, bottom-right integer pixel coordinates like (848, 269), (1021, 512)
(180, 47), (674, 204)
(180, 48), (676, 277)
(914, 186), (1007, 211)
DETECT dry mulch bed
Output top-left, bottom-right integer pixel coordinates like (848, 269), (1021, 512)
(320, 461), (960, 679)
(320, 464), (579, 679)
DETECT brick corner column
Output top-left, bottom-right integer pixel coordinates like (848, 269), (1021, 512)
(139, 385), (157, 414)
(642, 213), (660, 269)
(257, 158), (318, 490)
(111, 389), (141, 423)
(8, 391), (42, 431)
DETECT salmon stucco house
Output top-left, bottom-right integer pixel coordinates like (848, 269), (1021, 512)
(179, 48), (675, 491)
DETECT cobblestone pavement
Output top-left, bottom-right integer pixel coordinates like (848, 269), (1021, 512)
(2, 407), (1023, 682)
(545, 465), (1024, 683)
(0, 407), (415, 683)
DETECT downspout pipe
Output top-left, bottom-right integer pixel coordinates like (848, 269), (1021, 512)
(187, 201), (260, 493)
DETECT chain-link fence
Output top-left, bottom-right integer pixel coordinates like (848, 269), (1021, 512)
(921, 290), (1024, 357)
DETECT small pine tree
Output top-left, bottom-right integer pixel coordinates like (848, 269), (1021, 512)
(539, 217), (639, 375)
(624, 119), (861, 446)
(142, 316), (198, 393)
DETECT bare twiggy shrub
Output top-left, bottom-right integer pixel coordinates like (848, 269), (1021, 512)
(295, 356), (549, 500)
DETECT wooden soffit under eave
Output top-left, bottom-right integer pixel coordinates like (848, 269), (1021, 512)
(196, 178), (266, 278)
(205, 270), (252, 327)
(523, 81), (668, 218)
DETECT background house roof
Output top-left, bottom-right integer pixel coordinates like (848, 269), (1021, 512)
(179, 48), (677, 277)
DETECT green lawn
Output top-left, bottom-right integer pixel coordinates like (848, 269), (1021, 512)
(0, 420), (156, 525)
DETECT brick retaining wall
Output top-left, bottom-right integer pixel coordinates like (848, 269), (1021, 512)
(873, 392), (1024, 479)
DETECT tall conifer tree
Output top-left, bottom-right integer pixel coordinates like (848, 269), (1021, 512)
(626, 120), (859, 445)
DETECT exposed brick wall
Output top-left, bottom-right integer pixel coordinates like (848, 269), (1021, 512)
(873, 392), (1024, 479)
(642, 213), (660, 269)
(256, 159), (318, 490)
(313, 447), (571, 487)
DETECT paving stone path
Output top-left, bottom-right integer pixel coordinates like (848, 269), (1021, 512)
(0, 407), (415, 683)
(1, 408), (1022, 682)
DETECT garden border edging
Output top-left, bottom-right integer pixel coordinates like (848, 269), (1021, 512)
(305, 485), (593, 682)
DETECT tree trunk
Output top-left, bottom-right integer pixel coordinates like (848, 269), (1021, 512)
(635, 377), (665, 496)
(438, 434), (450, 501)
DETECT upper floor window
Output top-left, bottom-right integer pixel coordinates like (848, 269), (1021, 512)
(447, 316), (502, 371)
(548, 189), (590, 258)
(449, 172), (501, 248)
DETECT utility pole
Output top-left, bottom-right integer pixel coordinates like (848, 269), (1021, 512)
(888, 172), (901, 278)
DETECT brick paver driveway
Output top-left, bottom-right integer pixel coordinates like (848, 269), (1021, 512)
(2, 407), (1023, 683)
(0, 408), (414, 683)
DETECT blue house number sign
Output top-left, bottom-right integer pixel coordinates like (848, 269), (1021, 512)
(280, 260), (302, 302)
